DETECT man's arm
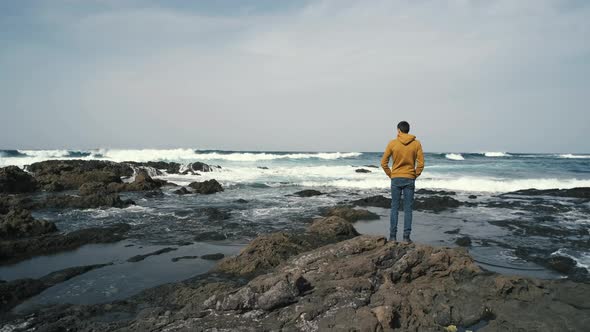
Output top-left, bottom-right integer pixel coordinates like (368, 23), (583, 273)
(380, 142), (392, 178)
(415, 142), (424, 177)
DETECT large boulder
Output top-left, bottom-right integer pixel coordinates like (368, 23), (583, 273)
(0, 166), (38, 193)
(125, 161), (181, 174)
(188, 179), (224, 194)
(27, 160), (133, 191)
(0, 209), (57, 240)
(307, 216), (359, 238)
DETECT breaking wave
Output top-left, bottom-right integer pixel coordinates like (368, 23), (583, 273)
(484, 152), (511, 157)
(445, 153), (465, 161)
(559, 154), (590, 159)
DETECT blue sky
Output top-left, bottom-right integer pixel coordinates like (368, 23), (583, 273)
(1, 0), (589, 152)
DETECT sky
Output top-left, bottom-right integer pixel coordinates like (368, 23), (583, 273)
(1, 0), (589, 153)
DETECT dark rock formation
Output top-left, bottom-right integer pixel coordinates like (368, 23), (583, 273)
(455, 236), (472, 247)
(235, 199), (249, 204)
(257, 166), (269, 170)
(107, 169), (168, 192)
(27, 160), (133, 191)
(503, 187), (590, 199)
(469, 195), (478, 199)
(355, 168), (371, 173)
(351, 195), (392, 208)
(201, 253), (225, 261)
(171, 256), (199, 262)
(173, 187), (190, 195)
(0, 223), (131, 265)
(188, 179), (224, 194)
(37, 193), (135, 209)
(0, 166), (38, 193)
(125, 161), (181, 174)
(0, 263), (110, 313)
(351, 195), (462, 212)
(186, 162), (218, 173)
(322, 206), (380, 222)
(514, 247), (589, 282)
(416, 189), (457, 196)
(414, 195), (462, 212)
(127, 247), (178, 263)
(0, 208), (57, 240)
(293, 189), (323, 197)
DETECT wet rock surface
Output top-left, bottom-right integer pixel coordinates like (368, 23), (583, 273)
(0, 166), (38, 194)
(503, 187), (590, 199)
(0, 208), (57, 240)
(0, 263), (110, 313)
(6, 234), (589, 331)
(188, 179), (224, 194)
(293, 189), (323, 197)
(201, 253), (225, 261)
(125, 161), (182, 175)
(350, 194), (463, 212)
(355, 168), (371, 173)
(127, 247), (178, 263)
(0, 223), (131, 265)
(36, 192), (135, 209)
(322, 206), (380, 222)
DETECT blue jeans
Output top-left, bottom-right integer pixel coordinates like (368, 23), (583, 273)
(390, 177), (415, 240)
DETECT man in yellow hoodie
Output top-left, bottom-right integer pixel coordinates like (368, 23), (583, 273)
(381, 121), (424, 242)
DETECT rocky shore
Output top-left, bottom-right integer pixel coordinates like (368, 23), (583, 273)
(1, 215), (588, 331)
(1, 160), (590, 331)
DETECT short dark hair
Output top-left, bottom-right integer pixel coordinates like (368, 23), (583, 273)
(397, 121), (410, 133)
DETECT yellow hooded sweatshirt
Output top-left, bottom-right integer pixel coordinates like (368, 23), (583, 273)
(381, 133), (425, 179)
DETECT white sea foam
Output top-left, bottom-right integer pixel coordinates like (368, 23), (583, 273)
(445, 153), (465, 161)
(559, 154), (590, 159)
(190, 151), (362, 161)
(484, 152), (511, 157)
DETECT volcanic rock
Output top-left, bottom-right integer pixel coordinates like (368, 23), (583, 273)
(188, 179), (224, 194)
(0, 166), (38, 193)
(293, 189), (323, 197)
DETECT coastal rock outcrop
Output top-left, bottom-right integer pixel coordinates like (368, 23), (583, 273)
(503, 187), (590, 199)
(0, 208), (57, 240)
(351, 194), (462, 212)
(188, 179), (224, 194)
(0, 166), (38, 193)
(26, 160), (133, 191)
(37, 192), (135, 209)
(293, 189), (323, 197)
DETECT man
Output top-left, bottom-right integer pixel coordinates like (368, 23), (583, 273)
(380, 121), (424, 242)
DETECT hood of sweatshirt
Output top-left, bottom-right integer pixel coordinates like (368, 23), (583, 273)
(397, 133), (416, 145)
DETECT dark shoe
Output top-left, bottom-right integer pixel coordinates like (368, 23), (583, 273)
(402, 236), (412, 243)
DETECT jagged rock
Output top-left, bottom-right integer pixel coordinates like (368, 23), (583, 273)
(188, 179), (224, 194)
(107, 170), (166, 192)
(0, 209), (57, 240)
(351, 195), (462, 212)
(125, 161), (181, 174)
(293, 189), (323, 197)
(355, 168), (371, 173)
(323, 206), (380, 222)
(0, 166), (38, 193)
(0, 263), (110, 313)
(27, 160), (133, 191)
(79, 181), (108, 196)
(199, 207), (230, 221)
(186, 162), (217, 173)
(0, 223), (130, 265)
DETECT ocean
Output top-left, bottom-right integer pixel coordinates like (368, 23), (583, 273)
(1, 149), (589, 311)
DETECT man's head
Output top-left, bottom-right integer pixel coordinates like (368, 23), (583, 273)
(397, 121), (410, 134)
